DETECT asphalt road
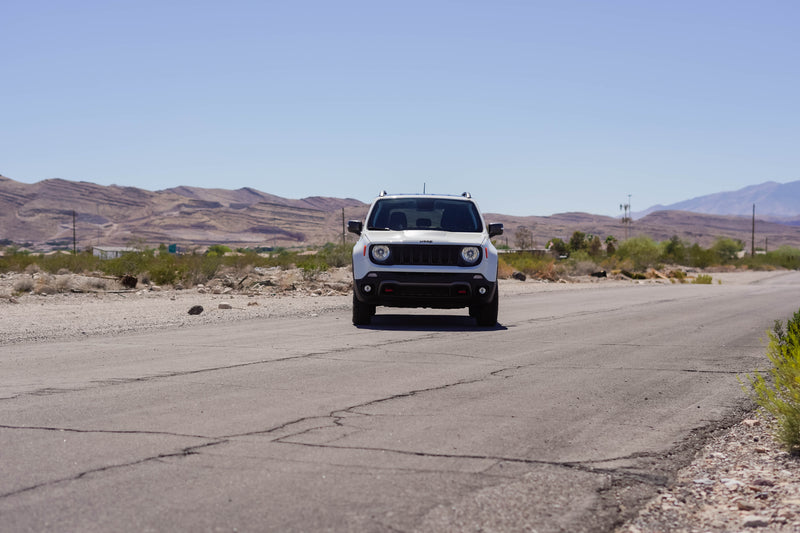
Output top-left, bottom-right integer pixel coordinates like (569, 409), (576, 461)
(2, 272), (800, 532)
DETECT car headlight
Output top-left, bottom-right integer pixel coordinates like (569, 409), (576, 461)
(370, 244), (391, 263)
(460, 246), (481, 265)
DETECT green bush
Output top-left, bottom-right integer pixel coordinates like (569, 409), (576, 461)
(767, 246), (800, 270)
(317, 243), (352, 268)
(711, 237), (743, 263)
(616, 236), (660, 271)
(206, 244), (232, 257)
(687, 244), (715, 269)
(744, 311), (800, 454)
(693, 274), (713, 284)
(660, 236), (687, 265)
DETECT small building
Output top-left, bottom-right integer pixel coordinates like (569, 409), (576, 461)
(93, 246), (137, 260)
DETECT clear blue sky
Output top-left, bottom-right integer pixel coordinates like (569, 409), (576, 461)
(2, 1), (798, 216)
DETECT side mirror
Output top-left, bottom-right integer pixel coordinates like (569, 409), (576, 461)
(488, 223), (504, 237)
(347, 220), (363, 235)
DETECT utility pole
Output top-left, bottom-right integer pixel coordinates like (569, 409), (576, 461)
(341, 207), (345, 246)
(751, 204), (755, 258)
(72, 210), (77, 254)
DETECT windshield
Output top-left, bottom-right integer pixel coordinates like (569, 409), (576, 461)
(367, 198), (483, 232)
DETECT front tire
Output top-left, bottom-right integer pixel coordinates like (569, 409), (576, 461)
(474, 290), (499, 327)
(352, 293), (375, 326)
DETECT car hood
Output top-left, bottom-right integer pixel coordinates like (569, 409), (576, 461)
(364, 230), (487, 246)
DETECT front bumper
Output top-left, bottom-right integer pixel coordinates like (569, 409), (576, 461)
(353, 271), (497, 309)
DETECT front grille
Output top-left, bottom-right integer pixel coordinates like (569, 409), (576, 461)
(380, 282), (472, 298)
(385, 245), (480, 266)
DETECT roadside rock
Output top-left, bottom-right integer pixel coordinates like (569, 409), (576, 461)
(618, 411), (800, 533)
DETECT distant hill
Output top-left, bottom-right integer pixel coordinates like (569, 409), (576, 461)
(639, 180), (800, 223)
(2, 174), (800, 251)
(487, 210), (800, 250)
(0, 175), (367, 249)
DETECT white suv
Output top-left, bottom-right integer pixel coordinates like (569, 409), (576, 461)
(347, 192), (504, 326)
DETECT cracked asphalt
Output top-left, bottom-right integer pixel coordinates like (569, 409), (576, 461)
(2, 272), (800, 532)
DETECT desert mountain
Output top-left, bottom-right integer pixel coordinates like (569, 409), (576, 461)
(0, 175), (367, 249)
(639, 180), (800, 222)
(2, 175), (800, 251)
(487, 210), (800, 251)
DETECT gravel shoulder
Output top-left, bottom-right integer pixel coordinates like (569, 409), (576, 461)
(2, 268), (799, 531)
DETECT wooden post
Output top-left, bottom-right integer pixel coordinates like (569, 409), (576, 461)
(751, 204), (755, 258)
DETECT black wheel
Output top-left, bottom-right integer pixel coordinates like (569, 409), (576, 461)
(474, 290), (498, 327)
(352, 293), (375, 326)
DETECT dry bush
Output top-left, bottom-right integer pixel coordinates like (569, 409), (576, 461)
(497, 260), (514, 279)
(55, 275), (74, 292)
(86, 277), (107, 290)
(533, 262), (560, 282)
(13, 277), (34, 293)
(569, 260), (598, 276)
(34, 274), (57, 295)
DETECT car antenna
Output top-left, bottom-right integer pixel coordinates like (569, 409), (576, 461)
(423, 182), (426, 194)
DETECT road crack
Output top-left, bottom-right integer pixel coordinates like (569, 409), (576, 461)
(0, 439), (225, 500)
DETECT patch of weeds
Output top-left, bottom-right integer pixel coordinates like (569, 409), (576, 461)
(743, 311), (800, 454)
(693, 274), (713, 284)
(669, 270), (687, 283)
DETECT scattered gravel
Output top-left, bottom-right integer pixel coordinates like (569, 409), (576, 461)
(618, 413), (800, 533)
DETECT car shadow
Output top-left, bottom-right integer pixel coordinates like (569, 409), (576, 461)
(357, 314), (507, 332)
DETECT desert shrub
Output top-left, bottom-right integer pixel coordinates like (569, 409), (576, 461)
(13, 277), (34, 293)
(266, 249), (299, 269)
(766, 246), (800, 270)
(616, 236), (660, 271)
(711, 237), (743, 263)
(316, 243), (351, 268)
(37, 251), (101, 275)
(296, 254), (327, 280)
(54, 275), (73, 292)
(225, 250), (269, 271)
(669, 269), (687, 283)
(199, 255), (224, 282)
(497, 259), (514, 279)
(148, 258), (181, 286)
(206, 244), (232, 257)
(744, 311), (800, 454)
(103, 250), (155, 278)
(660, 236), (688, 265)
(693, 274), (713, 284)
(560, 250), (600, 276)
(500, 252), (556, 278)
(687, 244), (714, 269)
